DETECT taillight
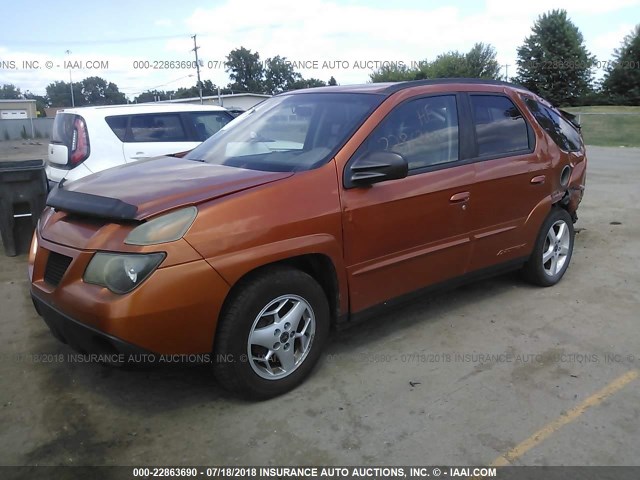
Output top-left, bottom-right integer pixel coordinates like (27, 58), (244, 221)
(69, 116), (90, 166)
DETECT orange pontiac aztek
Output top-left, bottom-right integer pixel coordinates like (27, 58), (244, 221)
(30, 79), (586, 398)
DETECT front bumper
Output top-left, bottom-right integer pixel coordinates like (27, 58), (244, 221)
(30, 232), (231, 355)
(32, 291), (152, 361)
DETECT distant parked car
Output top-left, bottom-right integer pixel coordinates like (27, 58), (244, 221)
(46, 103), (234, 187)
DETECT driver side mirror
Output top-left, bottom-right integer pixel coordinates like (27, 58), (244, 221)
(346, 151), (408, 188)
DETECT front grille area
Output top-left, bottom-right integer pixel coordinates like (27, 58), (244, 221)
(44, 251), (73, 287)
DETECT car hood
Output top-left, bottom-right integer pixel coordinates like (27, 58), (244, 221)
(51, 156), (293, 220)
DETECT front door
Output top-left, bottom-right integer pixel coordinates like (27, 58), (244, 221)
(340, 94), (475, 313)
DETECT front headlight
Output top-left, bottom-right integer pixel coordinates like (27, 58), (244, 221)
(84, 252), (165, 294)
(125, 207), (197, 246)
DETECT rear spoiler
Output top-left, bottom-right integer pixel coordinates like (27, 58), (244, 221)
(47, 183), (138, 221)
(558, 109), (581, 132)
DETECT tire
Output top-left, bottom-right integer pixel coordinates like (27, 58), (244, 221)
(213, 266), (330, 399)
(522, 208), (575, 287)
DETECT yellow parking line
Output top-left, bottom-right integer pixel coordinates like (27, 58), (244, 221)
(491, 369), (639, 466)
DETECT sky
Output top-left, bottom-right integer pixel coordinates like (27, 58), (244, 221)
(0, 0), (638, 100)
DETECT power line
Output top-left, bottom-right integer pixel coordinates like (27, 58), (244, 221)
(2, 33), (201, 47)
(120, 75), (195, 96)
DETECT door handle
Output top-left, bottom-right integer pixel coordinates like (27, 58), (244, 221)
(530, 175), (546, 184)
(450, 192), (470, 203)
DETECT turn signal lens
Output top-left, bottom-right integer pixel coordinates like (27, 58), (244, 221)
(125, 207), (197, 246)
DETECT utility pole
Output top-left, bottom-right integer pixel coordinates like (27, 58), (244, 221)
(192, 35), (203, 104)
(503, 64), (511, 82)
(66, 50), (75, 107)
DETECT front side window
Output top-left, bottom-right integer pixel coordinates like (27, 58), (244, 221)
(470, 95), (530, 157)
(524, 98), (583, 152)
(185, 93), (383, 172)
(356, 95), (459, 171)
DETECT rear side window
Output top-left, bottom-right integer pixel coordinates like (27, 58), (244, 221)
(129, 114), (187, 142)
(470, 95), (530, 157)
(187, 112), (233, 141)
(360, 95), (459, 171)
(525, 99), (583, 152)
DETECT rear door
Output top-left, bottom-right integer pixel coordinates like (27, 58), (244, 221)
(464, 92), (549, 271)
(121, 113), (195, 162)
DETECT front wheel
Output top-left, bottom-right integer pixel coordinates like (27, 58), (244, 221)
(522, 208), (575, 287)
(213, 266), (330, 399)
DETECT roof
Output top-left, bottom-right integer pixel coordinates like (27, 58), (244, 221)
(158, 93), (272, 104)
(0, 99), (37, 103)
(56, 103), (228, 115)
(286, 78), (531, 96)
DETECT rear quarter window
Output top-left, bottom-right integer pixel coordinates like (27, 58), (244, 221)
(524, 98), (583, 152)
(105, 116), (127, 141)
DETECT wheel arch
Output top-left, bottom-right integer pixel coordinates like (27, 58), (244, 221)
(215, 252), (344, 333)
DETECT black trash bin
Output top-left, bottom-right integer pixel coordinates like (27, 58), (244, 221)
(0, 160), (48, 257)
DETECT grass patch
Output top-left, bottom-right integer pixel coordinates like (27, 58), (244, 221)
(564, 106), (640, 147)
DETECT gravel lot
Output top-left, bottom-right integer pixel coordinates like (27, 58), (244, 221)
(0, 145), (638, 467)
(0, 140), (48, 162)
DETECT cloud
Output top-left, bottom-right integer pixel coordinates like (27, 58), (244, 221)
(486, 0), (640, 15)
(2, 0), (638, 96)
(154, 19), (174, 28)
(180, 0), (640, 83)
(181, 0), (527, 82)
(592, 23), (636, 57)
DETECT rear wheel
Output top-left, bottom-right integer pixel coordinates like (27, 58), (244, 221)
(522, 208), (574, 287)
(213, 266), (330, 399)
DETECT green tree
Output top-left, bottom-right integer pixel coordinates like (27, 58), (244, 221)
(602, 24), (640, 105)
(225, 47), (265, 93)
(83, 77), (126, 105)
(0, 84), (22, 99)
(23, 91), (48, 116)
(134, 90), (171, 103)
(264, 56), (302, 94)
(46, 80), (84, 107)
(515, 9), (595, 105)
(171, 80), (229, 99)
(371, 43), (500, 82)
(174, 85), (199, 99)
(370, 63), (417, 82)
(328, 76), (338, 86)
(289, 78), (326, 90)
(427, 51), (470, 78)
(465, 43), (501, 79)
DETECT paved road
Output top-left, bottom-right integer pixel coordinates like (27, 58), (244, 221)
(0, 146), (638, 466)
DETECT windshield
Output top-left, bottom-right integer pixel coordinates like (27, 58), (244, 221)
(185, 93), (383, 172)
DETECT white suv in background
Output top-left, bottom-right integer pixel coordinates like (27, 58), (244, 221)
(47, 103), (234, 187)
